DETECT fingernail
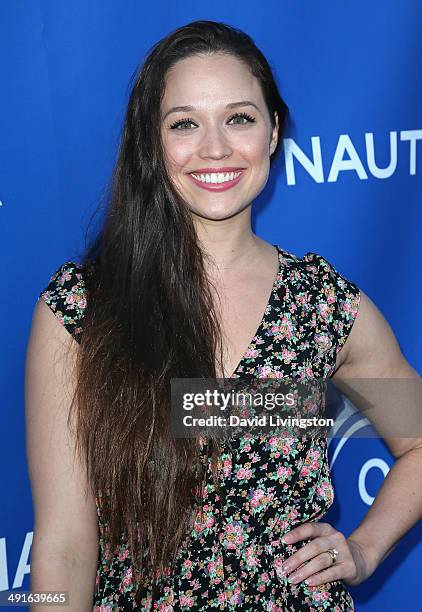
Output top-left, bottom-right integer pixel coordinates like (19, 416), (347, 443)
(289, 572), (301, 584)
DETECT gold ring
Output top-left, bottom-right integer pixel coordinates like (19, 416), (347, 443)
(326, 548), (339, 564)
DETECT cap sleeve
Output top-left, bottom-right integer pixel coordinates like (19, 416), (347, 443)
(38, 261), (88, 343)
(303, 252), (361, 359)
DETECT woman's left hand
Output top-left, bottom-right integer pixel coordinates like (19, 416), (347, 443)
(281, 522), (378, 587)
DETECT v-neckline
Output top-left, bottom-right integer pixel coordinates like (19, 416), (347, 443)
(227, 244), (282, 379)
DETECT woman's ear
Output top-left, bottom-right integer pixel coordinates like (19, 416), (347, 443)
(270, 111), (279, 154)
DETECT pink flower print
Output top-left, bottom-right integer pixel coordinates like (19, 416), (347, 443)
(301, 466), (310, 477)
(216, 565), (224, 580)
(229, 586), (242, 605)
(245, 347), (260, 358)
(184, 559), (192, 569)
(310, 458), (320, 470)
(272, 370), (284, 378)
(317, 480), (334, 504)
(207, 559), (217, 576)
(223, 458), (232, 477)
(251, 488), (273, 509)
(222, 522), (244, 549)
(277, 315), (295, 341)
(258, 365), (274, 378)
(118, 548), (129, 561)
(206, 516), (215, 528)
(180, 594), (194, 606)
(274, 556), (287, 579)
(236, 467), (252, 481)
(58, 270), (72, 285)
(289, 508), (298, 520)
(245, 546), (259, 568)
(314, 333), (331, 351)
(282, 348), (297, 364)
(277, 465), (292, 480)
(296, 294), (308, 305)
(317, 302), (330, 320)
(343, 301), (351, 314)
(122, 566), (132, 587)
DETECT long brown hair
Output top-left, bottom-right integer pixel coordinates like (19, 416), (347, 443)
(69, 19), (289, 604)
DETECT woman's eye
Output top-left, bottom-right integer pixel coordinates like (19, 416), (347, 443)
(228, 112), (256, 125)
(169, 112), (256, 131)
(169, 118), (196, 130)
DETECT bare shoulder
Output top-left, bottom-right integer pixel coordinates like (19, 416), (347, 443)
(25, 298), (99, 561)
(333, 289), (416, 379)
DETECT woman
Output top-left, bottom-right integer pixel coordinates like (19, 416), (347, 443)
(26, 20), (422, 611)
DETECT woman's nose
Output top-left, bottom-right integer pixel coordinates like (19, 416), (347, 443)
(198, 127), (233, 159)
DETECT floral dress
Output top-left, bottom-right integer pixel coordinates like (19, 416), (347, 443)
(38, 245), (361, 611)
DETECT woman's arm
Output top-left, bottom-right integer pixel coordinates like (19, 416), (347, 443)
(332, 290), (422, 577)
(279, 290), (422, 586)
(25, 299), (99, 611)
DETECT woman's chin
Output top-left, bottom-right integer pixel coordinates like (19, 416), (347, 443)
(189, 202), (249, 222)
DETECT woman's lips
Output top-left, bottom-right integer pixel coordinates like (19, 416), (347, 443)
(187, 170), (244, 191)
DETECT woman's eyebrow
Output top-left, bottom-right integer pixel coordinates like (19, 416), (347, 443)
(162, 100), (259, 120)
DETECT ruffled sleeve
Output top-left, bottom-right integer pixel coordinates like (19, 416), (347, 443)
(38, 261), (89, 343)
(302, 252), (361, 362)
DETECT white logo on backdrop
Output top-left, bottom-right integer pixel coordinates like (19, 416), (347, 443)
(283, 130), (422, 185)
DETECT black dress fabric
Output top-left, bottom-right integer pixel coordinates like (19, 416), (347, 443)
(38, 245), (360, 611)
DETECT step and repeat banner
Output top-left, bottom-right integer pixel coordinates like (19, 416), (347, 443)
(1, 1), (421, 610)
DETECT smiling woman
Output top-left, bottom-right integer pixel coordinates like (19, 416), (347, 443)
(160, 53), (279, 219)
(26, 18), (422, 612)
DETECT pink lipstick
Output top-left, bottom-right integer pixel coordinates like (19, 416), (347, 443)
(188, 169), (245, 192)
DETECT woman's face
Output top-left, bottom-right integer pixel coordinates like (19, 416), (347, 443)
(160, 53), (278, 221)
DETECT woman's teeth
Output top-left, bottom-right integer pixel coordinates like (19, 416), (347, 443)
(190, 171), (242, 184)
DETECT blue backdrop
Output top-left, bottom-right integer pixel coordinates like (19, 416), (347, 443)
(1, 1), (421, 610)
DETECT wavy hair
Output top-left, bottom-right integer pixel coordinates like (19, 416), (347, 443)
(70, 19), (289, 605)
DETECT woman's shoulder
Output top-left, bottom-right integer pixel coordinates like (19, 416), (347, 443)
(276, 246), (361, 351)
(277, 246), (360, 297)
(38, 259), (95, 343)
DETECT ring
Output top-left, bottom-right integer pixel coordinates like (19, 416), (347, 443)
(326, 548), (339, 564)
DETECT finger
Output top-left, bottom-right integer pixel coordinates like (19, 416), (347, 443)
(304, 565), (346, 587)
(288, 550), (337, 584)
(282, 521), (334, 545)
(283, 537), (333, 575)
